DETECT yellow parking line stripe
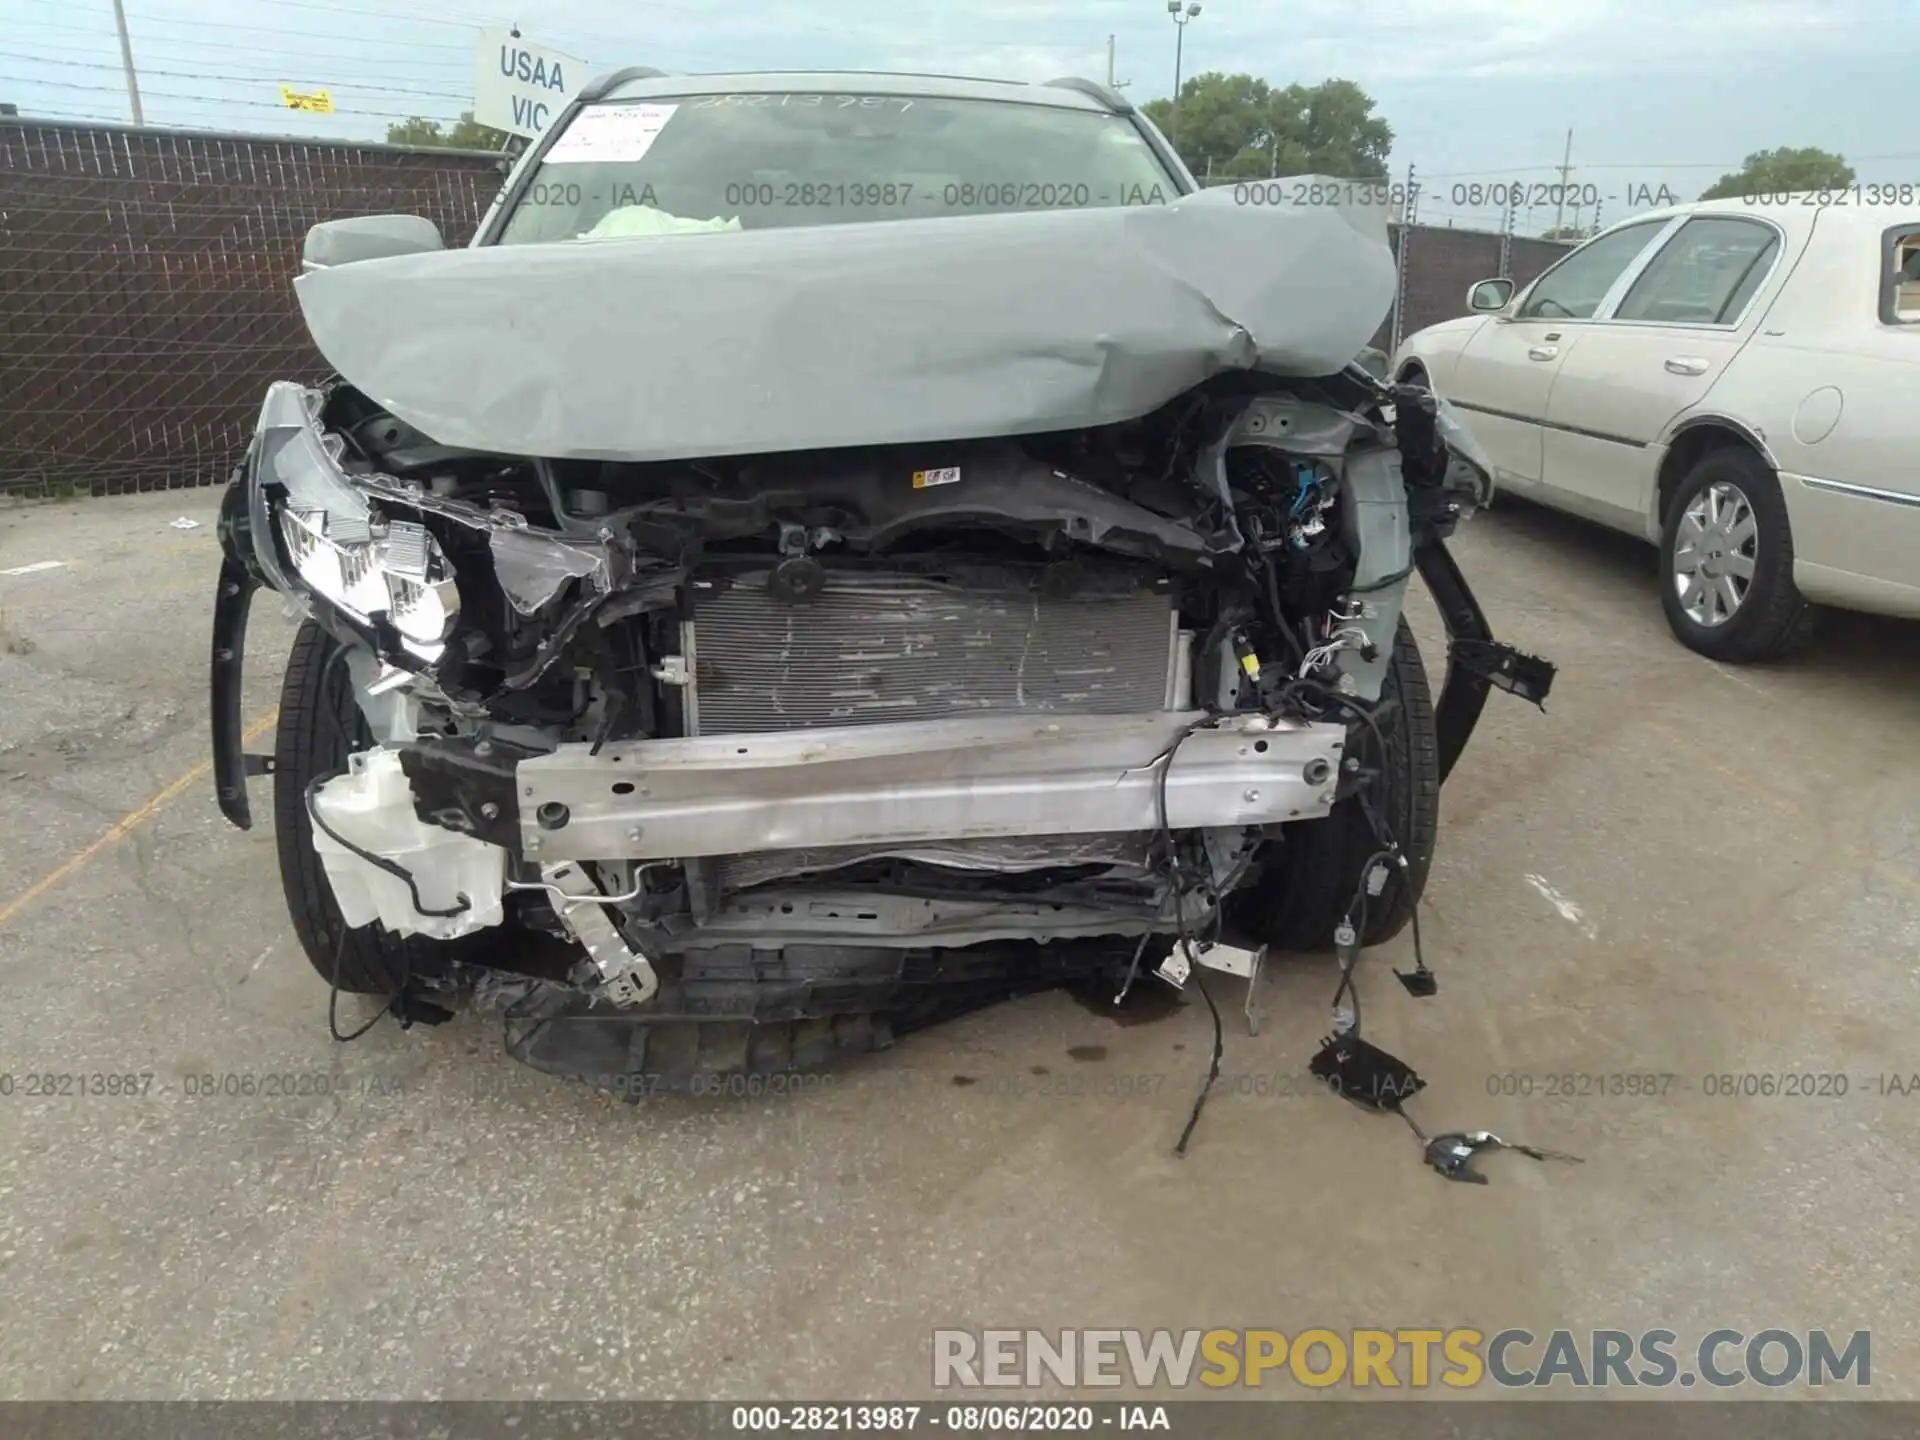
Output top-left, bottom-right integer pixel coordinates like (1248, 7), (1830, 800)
(0, 711), (278, 929)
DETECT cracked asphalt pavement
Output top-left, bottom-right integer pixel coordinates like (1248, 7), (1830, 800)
(0, 487), (1916, 1400)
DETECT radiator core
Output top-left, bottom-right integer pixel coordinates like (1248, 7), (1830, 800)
(687, 571), (1177, 736)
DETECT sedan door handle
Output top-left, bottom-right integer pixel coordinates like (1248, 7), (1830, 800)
(1527, 345), (1558, 361)
(1665, 356), (1709, 376)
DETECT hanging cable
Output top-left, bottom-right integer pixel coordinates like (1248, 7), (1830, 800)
(1142, 715), (1228, 1157)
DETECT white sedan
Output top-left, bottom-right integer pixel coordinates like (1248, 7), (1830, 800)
(1394, 195), (1920, 660)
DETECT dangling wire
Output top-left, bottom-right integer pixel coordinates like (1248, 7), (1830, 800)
(311, 642), (445, 1043)
(1143, 716), (1228, 1157)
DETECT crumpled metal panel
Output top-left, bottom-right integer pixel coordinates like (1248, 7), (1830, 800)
(292, 183), (1396, 463)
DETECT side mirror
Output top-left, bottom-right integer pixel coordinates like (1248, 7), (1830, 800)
(302, 215), (445, 270)
(1467, 277), (1515, 311)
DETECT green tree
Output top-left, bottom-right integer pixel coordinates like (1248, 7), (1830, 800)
(1141, 74), (1393, 182)
(1699, 146), (1853, 200)
(385, 110), (514, 150)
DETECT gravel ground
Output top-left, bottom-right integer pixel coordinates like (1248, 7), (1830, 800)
(0, 486), (1915, 1402)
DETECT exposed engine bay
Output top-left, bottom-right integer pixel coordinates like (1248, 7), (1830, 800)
(208, 171), (1555, 1093)
(214, 359), (1547, 1072)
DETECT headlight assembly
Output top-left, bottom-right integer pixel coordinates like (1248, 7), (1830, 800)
(279, 508), (460, 658)
(254, 382), (460, 661)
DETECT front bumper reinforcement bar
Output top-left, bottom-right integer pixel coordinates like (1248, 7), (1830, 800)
(515, 713), (1348, 862)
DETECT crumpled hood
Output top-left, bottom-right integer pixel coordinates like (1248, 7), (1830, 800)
(293, 181), (1397, 464)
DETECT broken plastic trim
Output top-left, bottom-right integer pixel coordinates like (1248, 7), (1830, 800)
(209, 551), (258, 830)
(1447, 638), (1557, 709)
(1421, 1130), (1585, 1185)
(1414, 535), (1558, 784)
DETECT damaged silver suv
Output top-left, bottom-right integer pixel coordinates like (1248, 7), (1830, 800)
(210, 69), (1551, 1089)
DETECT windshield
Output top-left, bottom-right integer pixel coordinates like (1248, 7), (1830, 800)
(492, 91), (1181, 244)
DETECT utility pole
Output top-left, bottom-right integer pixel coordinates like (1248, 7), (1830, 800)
(109, 0), (145, 125)
(1166, 2), (1201, 148)
(1391, 163), (1418, 355)
(1499, 198), (1515, 277)
(1552, 128), (1573, 234)
(1108, 34), (1116, 87)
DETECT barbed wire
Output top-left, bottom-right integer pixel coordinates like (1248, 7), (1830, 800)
(0, 71), (467, 123)
(16, 6), (480, 53)
(6, 52), (474, 102)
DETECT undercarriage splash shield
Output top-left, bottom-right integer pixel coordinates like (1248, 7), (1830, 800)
(516, 713), (1345, 862)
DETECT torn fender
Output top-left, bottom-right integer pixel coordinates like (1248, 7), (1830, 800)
(292, 183), (1397, 464)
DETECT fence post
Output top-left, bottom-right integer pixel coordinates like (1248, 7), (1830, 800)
(1390, 164), (1417, 355)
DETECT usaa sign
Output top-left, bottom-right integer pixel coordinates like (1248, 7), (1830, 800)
(473, 27), (587, 139)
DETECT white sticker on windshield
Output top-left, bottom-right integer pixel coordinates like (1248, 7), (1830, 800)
(542, 103), (680, 164)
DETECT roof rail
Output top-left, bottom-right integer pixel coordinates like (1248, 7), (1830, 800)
(1042, 76), (1133, 114)
(578, 66), (671, 102)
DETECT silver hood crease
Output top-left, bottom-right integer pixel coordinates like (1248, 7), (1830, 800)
(293, 183), (1398, 463)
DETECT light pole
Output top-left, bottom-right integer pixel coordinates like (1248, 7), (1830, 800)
(109, 0), (144, 125)
(1166, 1), (1200, 150)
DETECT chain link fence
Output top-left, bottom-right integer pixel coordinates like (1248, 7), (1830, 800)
(0, 118), (502, 499)
(1, 123), (1575, 500)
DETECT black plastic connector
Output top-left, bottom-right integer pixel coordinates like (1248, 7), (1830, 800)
(1394, 965), (1439, 998)
(1310, 1033), (1426, 1112)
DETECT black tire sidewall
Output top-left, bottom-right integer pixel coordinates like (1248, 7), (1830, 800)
(1228, 616), (1440, 952)
(1658, 449), (1807, 662)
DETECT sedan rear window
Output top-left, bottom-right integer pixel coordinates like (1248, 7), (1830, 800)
(493, 93), (1180, 244)
(1613, 217), (1781, 326)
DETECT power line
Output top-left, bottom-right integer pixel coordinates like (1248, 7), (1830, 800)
(17, 0), (1104, 64)
(183, 0), (695, 26)
(14, 8), (479, 53)
(0, 71), (464, 122)
(9, 51), (471, 101)
(5, 106), (129, 123)
(14, 33), (477, 72)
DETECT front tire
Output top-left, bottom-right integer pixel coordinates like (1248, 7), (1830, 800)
(1228, 616), (1439, 952)
(1658, 447), (1813, 661)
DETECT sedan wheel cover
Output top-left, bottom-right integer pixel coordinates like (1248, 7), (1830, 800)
(1672, 480), (1758, 628)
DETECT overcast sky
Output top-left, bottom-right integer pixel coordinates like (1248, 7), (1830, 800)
(8, 0), (1917, 231)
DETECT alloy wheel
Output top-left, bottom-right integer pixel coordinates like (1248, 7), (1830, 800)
(1672, 480), (1758, 627)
